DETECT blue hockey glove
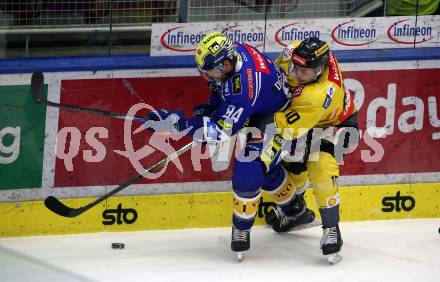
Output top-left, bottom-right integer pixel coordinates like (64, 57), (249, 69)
(193, 104), (214, 117)
(145, 109), (188, 133)
(208, 80), (222, 92)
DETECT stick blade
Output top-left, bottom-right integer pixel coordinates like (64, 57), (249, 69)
(44, 196), (76, 218)
(31, 72), (44, 103)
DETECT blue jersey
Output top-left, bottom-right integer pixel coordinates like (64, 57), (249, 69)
(188, 43), (290, 142)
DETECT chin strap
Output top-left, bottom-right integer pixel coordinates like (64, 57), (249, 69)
(313, 65), (326, 82)
(314, 66), (323, 78)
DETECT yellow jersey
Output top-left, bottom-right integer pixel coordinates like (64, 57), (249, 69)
(274, 42), (356, 140)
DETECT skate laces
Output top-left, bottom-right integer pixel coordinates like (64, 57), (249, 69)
(322, 226), (338, 245)
(232, 227), (249, 242)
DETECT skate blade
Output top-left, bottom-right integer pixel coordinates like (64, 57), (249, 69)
(236, 252), (245, 262)
(327, 252), (342, 265)
(290, 220), (322, 231)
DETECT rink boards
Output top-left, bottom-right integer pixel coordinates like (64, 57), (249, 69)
(0, 182), (439, 237)
(0, 60), (439, 237)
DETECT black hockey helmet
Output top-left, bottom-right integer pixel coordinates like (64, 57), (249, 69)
(292, 37), (330, 68)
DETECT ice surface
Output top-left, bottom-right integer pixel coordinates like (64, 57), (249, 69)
(0, 218), (439, 282)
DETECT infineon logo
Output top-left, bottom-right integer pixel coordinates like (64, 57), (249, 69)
(274, 23), (320, 47)
(159, 25), (264, 52)
(160, 26), (206, 52)
(331, 20), (377, 46)
(387, 19), (433, 44)
(223, 27), (264, 47)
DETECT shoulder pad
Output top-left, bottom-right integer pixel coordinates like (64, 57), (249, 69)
(280, 41), (301, 60)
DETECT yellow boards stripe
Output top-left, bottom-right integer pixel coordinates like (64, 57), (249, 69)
(0, 183), (439, 237)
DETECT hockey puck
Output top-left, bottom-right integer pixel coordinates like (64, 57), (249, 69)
(111, 243), (125, 249)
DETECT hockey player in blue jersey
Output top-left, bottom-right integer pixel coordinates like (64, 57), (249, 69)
(147, 31), (314, 260)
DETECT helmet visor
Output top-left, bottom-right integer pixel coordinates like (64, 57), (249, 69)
(197, 65), (224, 82)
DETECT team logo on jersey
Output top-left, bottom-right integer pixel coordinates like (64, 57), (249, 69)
(232, 75), (242, 95)
(323, 86), (334, 109)
(292, 86), (304, 97)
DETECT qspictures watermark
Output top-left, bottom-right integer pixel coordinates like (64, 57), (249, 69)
(53, 102), (392, 179)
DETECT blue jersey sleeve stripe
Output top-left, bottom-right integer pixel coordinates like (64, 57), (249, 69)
(251, 72), (261, 106)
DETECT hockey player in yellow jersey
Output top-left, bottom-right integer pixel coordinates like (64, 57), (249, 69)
(265, 37), (358, 264)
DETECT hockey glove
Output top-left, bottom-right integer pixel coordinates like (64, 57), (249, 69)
(193, 104), (215, 117)
(260, 133), (285, 172)
(208, 80), (222, 92)
(145, 109), (188, 133)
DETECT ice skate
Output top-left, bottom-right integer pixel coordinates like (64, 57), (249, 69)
(266, 189), (320, 232)
(266, 191), (318, 233)
(231, 226), (250, 262)
(320, 225), (343, 265)
(270, 206), (317, 232)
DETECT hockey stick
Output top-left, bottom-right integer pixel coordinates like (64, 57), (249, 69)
(44, 141), (196, 217)
(31, 72), (146, 123)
